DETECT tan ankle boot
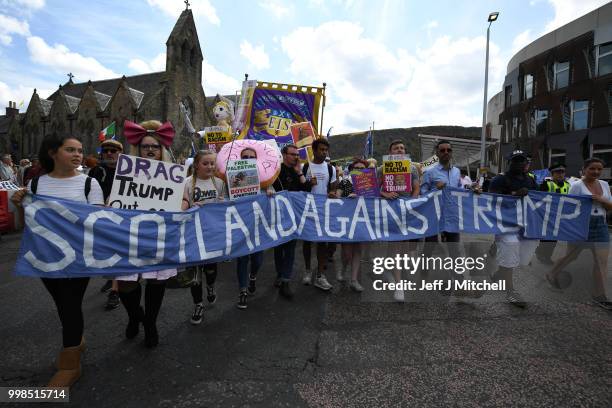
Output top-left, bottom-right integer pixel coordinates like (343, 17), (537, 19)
(47, 346), (82, 388)
(54, 338), (84, 367)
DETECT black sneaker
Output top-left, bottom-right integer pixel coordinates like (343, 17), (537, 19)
(506, 290), (527, 309)
(279, 281), (294, 300)
(591, 296), (612, 310)
(273, 277), (282, 288)
(248, 275), (257, 294)
(190, 303), (205, 325)
(105, 290), (120, 310)
(237, 291), (248, 310)
(206, 286), (217, 304)
(100, 280), (112, 293)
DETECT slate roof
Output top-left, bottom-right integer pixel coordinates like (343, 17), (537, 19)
(39, 99), (53, 116)
(64, 95), (81, 114)
(45, 71), (167, 112)
(94, 91), (111, 110)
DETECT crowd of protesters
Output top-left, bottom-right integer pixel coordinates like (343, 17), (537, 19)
(5, 120), (612, 389)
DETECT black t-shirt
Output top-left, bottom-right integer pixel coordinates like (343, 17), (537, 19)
(489, 172), (538, 195)
(272, 163), (310, 192)
(88, 165), (116, 201)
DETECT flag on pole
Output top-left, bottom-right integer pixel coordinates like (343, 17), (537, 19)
(98, 122), (116, 142)
(179, 102), (195, 134)
(363, 128), (373, 158)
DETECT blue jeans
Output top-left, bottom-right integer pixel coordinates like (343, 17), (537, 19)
(237, 251), (264, 289)
(274, 240), (297, 282)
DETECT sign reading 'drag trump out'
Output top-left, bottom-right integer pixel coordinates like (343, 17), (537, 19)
(107, 154), (187, 212)
(14, 188), (592, 278)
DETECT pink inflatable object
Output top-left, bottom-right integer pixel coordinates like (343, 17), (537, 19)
(216, 139), (282, 188)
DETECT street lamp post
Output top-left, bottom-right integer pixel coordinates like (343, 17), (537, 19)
(480, 11), (499, 177)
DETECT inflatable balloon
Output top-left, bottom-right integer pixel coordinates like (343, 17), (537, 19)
(216, 139), (282, 188)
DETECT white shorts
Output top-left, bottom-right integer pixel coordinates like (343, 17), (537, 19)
(116, 268), (177, 281)
(495, 234), (539, 269)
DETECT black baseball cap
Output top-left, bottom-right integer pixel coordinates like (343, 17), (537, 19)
(506, 150), (529, 161)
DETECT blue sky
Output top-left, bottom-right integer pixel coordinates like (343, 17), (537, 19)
(0, 0), (609, 133)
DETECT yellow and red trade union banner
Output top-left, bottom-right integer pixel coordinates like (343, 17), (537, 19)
(238, 81), (325, 161)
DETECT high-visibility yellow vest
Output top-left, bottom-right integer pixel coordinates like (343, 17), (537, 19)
(545, 180), (570, 194)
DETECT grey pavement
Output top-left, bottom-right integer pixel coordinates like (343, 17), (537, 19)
(0, 232), (610, 407)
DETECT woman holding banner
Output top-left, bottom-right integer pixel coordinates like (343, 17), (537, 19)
(181, 149), (227, 324)
(338, 159), (370, 292)
(11, 133), (104, 388)
(546, 158), (612, 309)
(235, 147), (275, 310)
(115, 120), (178, 347)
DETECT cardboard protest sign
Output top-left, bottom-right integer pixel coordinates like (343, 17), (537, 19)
(290, 122), (316, 149)
(202, 126), (232, 146)
(108, 154), (187, 211)
(382, 154), (412, 193)
(350, 168), (379, 197)
(227, 159), (260, 200)
(420, 155), (439, 172)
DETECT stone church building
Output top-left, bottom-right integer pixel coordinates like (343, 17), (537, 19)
(0, 8), (217, 160)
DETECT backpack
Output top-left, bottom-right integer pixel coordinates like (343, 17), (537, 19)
(31, 175), (93, 201)
(302, 162), (334, 193)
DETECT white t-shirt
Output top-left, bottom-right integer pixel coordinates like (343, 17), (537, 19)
(569, 179), (612, 217)
(183, 176), (227, 207)
(460, 175), (472, 188)
(27, 173), (104, 205)
(305, 161), (336, 195)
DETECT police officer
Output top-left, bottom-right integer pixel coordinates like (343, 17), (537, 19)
(535, 163), (570, 264)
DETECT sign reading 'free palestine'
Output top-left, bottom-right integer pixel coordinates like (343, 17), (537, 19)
(107, 154), (188, 212)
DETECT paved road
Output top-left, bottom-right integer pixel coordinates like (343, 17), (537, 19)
(0, 232), (610, 407)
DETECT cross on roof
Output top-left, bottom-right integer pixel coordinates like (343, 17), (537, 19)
(67, 72), (74, 82)
(184, 0), (190, 10)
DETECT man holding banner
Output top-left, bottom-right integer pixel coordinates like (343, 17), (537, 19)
(489, 150), (539, 308)
(272, 144), (312, 299)
(377, 139), (421, 302)
(420, 140), (465, 293)
(302, 138), (338, 291)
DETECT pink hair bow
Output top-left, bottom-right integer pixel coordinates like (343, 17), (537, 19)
(123, 120), (175, 147)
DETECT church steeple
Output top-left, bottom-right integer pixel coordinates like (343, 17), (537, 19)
(165, 9), (203, 76)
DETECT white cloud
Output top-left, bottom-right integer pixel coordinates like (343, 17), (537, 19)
(202, 60), (241, 96)
(122, 51), (239, 96)
(0, 81), (52, 112)
(425, 20), (438, 30)
(512, 29), (533, 53)
(26, 36), (119, 81)
(545, 0), (609, 33)
(146, 0), (220, 26)
(240, 40), (270, 70)
(281, 22), (413, 103)
(0, 14), (30, 45)
(259, 0), (291, 18)
(281, 21), (504, 133)
(128, 53), (166, 74)
(15, 0), (45, 9)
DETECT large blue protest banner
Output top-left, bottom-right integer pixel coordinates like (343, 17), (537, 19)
(14, 188), (592, 278)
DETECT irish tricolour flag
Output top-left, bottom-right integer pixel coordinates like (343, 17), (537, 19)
(98, 121), (116, 142)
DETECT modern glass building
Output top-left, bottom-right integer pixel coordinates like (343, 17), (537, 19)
(490, 3), (612, 179)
